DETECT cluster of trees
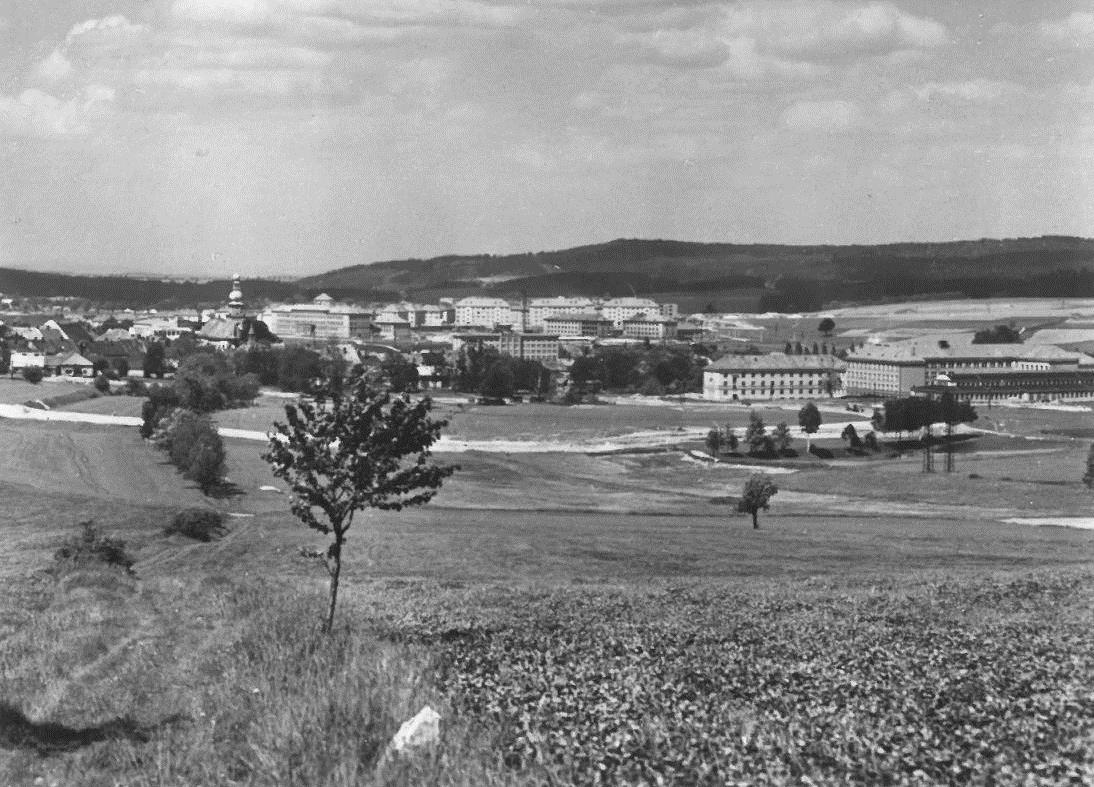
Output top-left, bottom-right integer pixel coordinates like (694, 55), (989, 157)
(569, 345), (703, 396)
(782, 341), (839, 357)
(151, 409), (226, 494)
(145, 341), (339, 395)
(706, 413), (795, 459)
(871, 394), (978, 438)
(972, 324), (1022, 344)
(139, 351), (262, 494)
(454, 343), (550, 400)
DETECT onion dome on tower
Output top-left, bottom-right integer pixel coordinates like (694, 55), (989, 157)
(228, 273), (245, 318)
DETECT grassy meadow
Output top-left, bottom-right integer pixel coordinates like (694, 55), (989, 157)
(1, 389), (1093, 784)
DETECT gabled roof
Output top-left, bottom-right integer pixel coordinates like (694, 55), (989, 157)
(46, 351), (94, 367)
(706, 352), (845, 372)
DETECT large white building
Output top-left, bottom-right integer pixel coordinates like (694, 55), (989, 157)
(703, 353), (845, 401)
(261, 293), (372, 340)
(844, 336), (1094, 398)
(454, 297), (517, 328)
(526, 297), (597, 329)
(600, 297), (663, 327)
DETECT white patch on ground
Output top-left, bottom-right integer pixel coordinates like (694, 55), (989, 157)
(1003, 517), (1094, 530)
(0, 403), (142, 426)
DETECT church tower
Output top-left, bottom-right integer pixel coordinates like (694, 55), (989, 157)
(228, 273), (245, 318)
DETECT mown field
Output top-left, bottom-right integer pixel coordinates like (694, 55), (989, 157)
(1, 396), (1093, 785)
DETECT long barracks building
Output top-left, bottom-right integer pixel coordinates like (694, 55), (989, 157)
(844, 336), (1094, 402)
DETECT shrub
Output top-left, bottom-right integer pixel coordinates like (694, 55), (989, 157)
(153, 408), (226, 494)
(184, 433), (226, 494)
(22, 366), (43, 384)
(140, 384), (181, 438)
(93, 373), (111, 394)
(54, 520), (135, 573)
(166, 508), (226, 542)
(125, 378), (148, 397)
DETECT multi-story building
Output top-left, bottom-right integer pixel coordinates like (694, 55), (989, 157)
(844, 337), (1093, 399)
(600, 297), (662, 327)
(703, 353), (845, 401)
(453, 331), (560, 363)
(526, 297), (597, 329)
(261, 293), (372, 340)
(542, 313), (614, 338)
(621, 314), (678, 341)
(454, 297), (516, 328)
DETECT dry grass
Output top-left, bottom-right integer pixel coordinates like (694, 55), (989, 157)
(1, 400), (1093, 784)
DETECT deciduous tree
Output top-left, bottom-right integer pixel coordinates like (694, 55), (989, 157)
(744, 411), (767, 454)
(797, 401), (822, 453)
(262, 369), (456, 631)
(705, 428), (723, 457)
(737, 474), (778, 529)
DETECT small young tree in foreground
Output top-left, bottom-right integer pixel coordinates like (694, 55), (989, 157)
(262, 369), (456, 632)
(738, 474), (778, 529)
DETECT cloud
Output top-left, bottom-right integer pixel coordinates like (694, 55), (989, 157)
(1041, 11), (1094, 48)
(726, 1), (947, 60)
(36, 50), (74, 82)
(0, 85), (116, 137)
(910, 79), (1022, 104)
(171, 0), (525, 30)
(782, 99), (863, 132)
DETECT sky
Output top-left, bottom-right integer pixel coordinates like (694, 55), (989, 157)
(0, 0), (1092, 277)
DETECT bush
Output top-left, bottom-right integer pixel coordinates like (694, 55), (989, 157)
(140, 384), (181, 438)
(154, 408), (226, 494)
(185, 434), (227, 494)
(22, 366), (43, 384)
(166, 508), (226, 542)
(125, 378), (148, 397)
(53, 520), (135, 573)
(93, 373), (111, 394)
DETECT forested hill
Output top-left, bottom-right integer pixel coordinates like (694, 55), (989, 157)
(4, 236), (1094, 311)
(298, 236), (1094, 311)
(0, 268), (299, 310)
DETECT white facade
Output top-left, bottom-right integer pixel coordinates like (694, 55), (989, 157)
(526, 297), (597, 329)
(454, 297), (515, 328)
(703, 354), (844, 401)
(600, 297), (661, 327)
(621, 316), (678, 341)
(10, 350), (45, 371)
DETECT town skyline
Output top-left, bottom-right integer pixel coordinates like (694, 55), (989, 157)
(1, 1), (1091, 277)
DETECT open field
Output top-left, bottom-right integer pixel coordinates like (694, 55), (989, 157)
(3, 368), (1094, 783)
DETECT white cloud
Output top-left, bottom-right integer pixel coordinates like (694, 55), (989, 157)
(910, 79), (1022, 104)
(726, 1), (947, 59)
(66, 15), (148, 43)
(36, 50), (74, 82)
(171, 0), (524, 29)
(782, 99), (863, 132)
(1041, 11), (1094, 48)
(0, 85), (115, 137)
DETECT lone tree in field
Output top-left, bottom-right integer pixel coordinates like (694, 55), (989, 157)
(262, 369), (456, 631)
(798, 401), (822, 453)
(818, 317), (835, 337)
(738, 474), (778, 529)
(705, 427), (723, 457)
(1083, 443), (1094, 489)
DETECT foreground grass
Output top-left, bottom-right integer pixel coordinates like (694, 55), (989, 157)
(3, 560), (1092, 785)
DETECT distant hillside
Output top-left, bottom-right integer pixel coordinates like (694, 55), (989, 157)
(0, 269), (299, 310)
(4, 236), (1094, 311)
(298, 236), (1094, 311)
